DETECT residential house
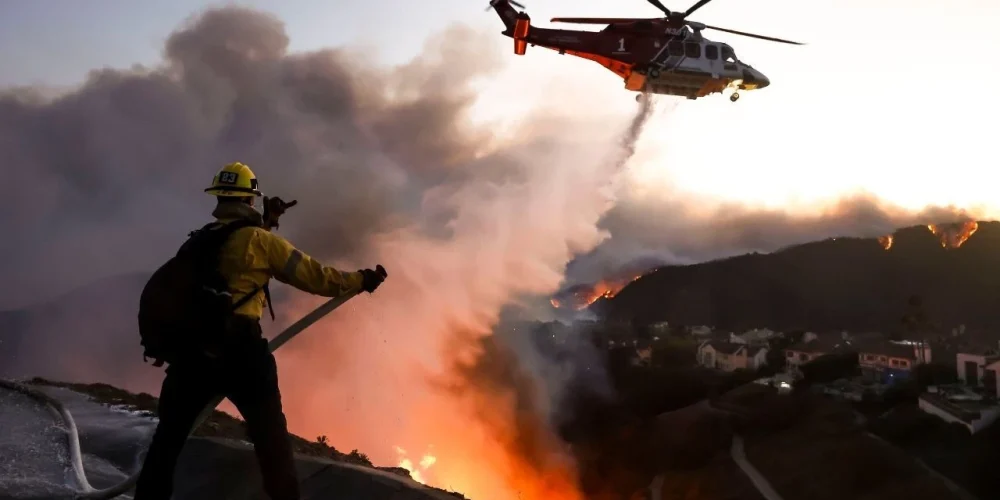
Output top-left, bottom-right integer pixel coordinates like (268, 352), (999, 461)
(632, 343), (653, 367)
(649, 321), (670, 335)
(919, 385), (1000, 434)
(730, 328), (778, 346)
(957, 348), (1000, 398)
(745, 346), (769, 370)
(697, 341), (768, 372)
(857, 340), (930, 383)
(687, 325), (713, 337)
(916, 346), (1000, 434)
(784, 335), (850, 368)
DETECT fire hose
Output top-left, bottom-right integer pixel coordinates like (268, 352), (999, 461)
(0, 266), (385, 500)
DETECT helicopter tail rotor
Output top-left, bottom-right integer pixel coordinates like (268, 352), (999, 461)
(485, 0), (526, 12)
(486, 0), (532, 55)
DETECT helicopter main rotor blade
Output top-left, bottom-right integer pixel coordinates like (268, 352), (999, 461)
(550, 16), (662, 24)
(702, 24), (806, 45)
(646, 0), (673, 17)
(683, 0), (716, 17)
(485, 0), (525, 12)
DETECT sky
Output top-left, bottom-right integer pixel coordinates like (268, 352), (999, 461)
(3, 3), (999, 496)
(4, 0), (997, 212)
(2, 0), (999, 300)
(0, 0), (477, 87)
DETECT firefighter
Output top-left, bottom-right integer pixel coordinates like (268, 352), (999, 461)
(134, 162), (385, 500)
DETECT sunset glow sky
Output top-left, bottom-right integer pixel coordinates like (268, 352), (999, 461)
(4, 0), (997, 215)
(3, 2), (999, 499)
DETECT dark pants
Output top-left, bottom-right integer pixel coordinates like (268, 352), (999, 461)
(134, 317), (300, 500)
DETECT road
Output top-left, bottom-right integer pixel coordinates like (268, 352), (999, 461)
(729, 435), (783, 500)
(645, 394), (980, 500)
(645, 433), (782, 500)
(645, 399), (783, 500)
(854, 410), (980, 500)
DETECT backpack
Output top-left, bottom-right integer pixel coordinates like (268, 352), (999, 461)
(137, 220), (273, 367)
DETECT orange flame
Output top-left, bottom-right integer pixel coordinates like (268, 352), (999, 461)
(926, 221), (978, 248)
(878, 235), (894, 250)
(552, 274), (644, 310)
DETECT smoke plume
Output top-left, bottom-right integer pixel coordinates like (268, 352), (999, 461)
(1, 5), (982, 499)
(565, 192), (978, 287)
(0, 6), (656, 499)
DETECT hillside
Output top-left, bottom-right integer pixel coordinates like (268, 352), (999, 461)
(0, 379), (464, 499)
(601, 221), (1000, 333)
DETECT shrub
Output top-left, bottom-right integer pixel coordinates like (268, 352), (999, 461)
(344, 449), (372, 466)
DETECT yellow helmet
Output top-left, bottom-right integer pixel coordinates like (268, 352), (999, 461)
(204, 162), (262, 197)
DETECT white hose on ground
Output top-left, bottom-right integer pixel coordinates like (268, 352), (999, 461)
(0, 290), (362, 500)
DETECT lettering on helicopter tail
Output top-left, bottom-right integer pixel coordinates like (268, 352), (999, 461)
(613, 37), (630, 54)
(551, 34), (581, 44)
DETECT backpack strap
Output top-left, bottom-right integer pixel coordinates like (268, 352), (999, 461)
(264, 283), (275, 321)
(229, 282), (274, 321)
(210, 219), (277, 321)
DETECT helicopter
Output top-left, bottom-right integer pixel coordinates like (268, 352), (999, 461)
(488, 0), (804, 102)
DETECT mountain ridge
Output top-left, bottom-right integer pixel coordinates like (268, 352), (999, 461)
(600, 221), (1000, 334)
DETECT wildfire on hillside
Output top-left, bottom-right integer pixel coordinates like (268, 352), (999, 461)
(878, 235), (894, 250)
(551, 273), (645, 311)
(927, 221), (979, 248)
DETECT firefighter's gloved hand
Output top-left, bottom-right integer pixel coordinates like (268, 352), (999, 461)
(359, 266), (387, 294)
(263, 196), (298, 230)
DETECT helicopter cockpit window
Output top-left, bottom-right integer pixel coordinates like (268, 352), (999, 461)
(705, 44), (718, 60)
(684, 42), (701, 58)
(668, 41), (684, 57)
(721, 46), (737, 63)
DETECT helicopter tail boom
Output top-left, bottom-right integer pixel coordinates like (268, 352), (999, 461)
(489, 0), (533, 55)
(489, 0), (521, 33)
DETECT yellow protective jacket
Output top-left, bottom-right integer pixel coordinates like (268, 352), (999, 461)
(212, 202), (365, 319)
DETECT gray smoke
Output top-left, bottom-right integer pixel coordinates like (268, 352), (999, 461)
(565, 192), (975, 286)
(0, 8), (504, 311)
(0, 8), (648, 494)
(502, 97), (656, 427)
(0, 5), (980, 496)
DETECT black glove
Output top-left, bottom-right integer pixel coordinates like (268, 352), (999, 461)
(262, 196), (298, 230)
(359, 264), (387, 294)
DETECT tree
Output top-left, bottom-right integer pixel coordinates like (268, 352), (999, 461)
(344, 449), (372, 466)
(898, 294), (929, 341)
(796, 351), (860, 387)
(913, 362), (958, 388)
(765, 334), (797, 368)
